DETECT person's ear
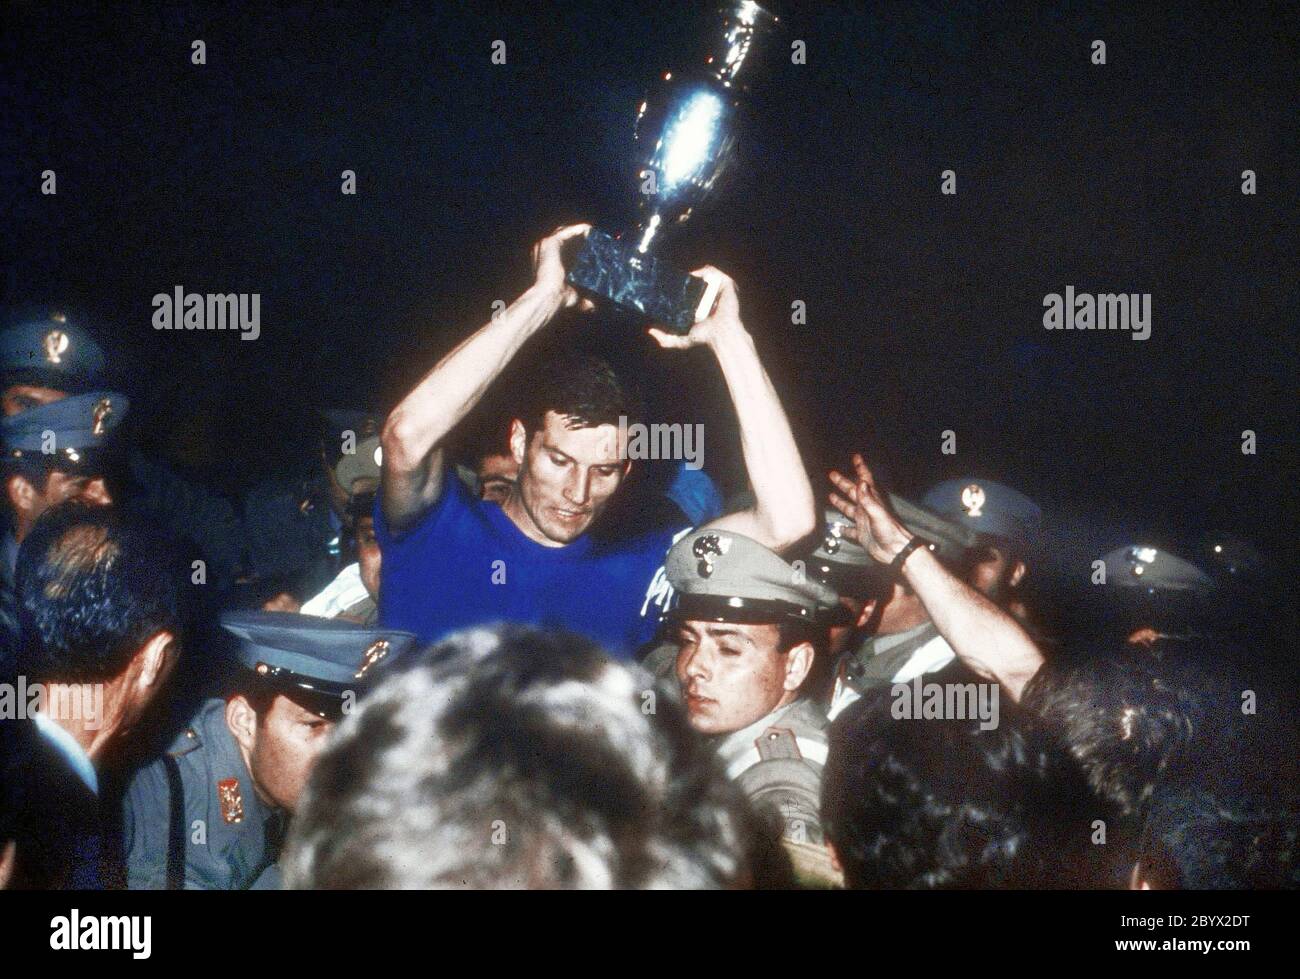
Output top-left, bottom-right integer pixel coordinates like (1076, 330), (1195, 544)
(225, 695), (260, 756)
(135, 631), (176, 691)
(827, 841), (842, 875)
(784, 641), (814, 692)
(1007, 557), (1027, 589)
(508, 419), (528, 466)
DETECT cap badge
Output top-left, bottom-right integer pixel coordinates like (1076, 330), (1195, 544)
(43, 330), (70, 365)
(356, 638), (390, 679)
(692, 533), (730, 578)
(960, 483), (985, 517)
(91, 397), (113, 437)
(217, 778), (245, 824)
(823, 521), (845, 554)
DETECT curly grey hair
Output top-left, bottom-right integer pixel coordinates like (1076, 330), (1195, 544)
(282, 625), (780, 888)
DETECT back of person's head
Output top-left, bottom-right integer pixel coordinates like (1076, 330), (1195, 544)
(283, 625), (781, 889)
(522, 353), (643, 436)
(822, 684), (1107, 888)
(1022, 642), (1201, 831)
(1138, 746), (1299, 889)
(15, 501), (186, 683)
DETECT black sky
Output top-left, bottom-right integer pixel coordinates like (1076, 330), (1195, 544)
(2, 0), (1296, 580)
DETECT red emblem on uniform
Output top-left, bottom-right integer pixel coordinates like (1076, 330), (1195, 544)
(217, 778), (245, 824)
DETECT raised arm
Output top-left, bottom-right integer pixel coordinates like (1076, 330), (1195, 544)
(648, 267), (815, 552)
(381, 223), (592, 532)
(828, 454), (1043, 700)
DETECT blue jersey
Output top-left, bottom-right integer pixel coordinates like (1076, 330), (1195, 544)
(376, 471), (685, 659)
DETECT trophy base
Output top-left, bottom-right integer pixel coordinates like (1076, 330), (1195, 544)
(567, 229), (708, 334)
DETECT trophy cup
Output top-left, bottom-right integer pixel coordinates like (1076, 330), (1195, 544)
(566, 1), (779, 333)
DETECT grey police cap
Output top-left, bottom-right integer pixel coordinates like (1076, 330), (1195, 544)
(0, 310), (106, 386)
(667, 529), (840, 626)
(922, 478), (1042, 550)
(221, 610), (419, 701)
(886, 492), (979, 564)
(334, 435), (382, 496)
(1101, 545), (1216, 595)
(0, 390), (129, 466)
(804, 508), (873, 600)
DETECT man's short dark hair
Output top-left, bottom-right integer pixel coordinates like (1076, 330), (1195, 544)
(283, 625), (782, 889)
(520, 354), (642, 437)
(15, 501), (187, 683)
(1022, 644), (1200, 831)
(822, 684), (1107, 888)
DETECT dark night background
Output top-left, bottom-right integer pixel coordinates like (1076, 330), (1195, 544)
(2, 0), (1296, 586)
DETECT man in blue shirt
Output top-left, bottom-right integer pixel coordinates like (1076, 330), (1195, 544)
(378, 223), (815, 658)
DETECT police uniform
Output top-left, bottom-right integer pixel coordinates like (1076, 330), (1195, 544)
(122, 612), (417, 890)
(1096, 543), (1221, 643)
(300, 436), (383, 623)
(0, 310), (248, 595)
(240, 410), (380, 594)
(921, 477), (1048, 637)
(0, 390), (129, 671)
(921, 477), (1043, 552)
(664, 529), (842, 886)
(0, 311), (105, 391)
(821, 496), (979, 723)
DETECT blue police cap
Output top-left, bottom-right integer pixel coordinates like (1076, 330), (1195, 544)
(220, 610), (418, 701)
(921, 478), (1042, 551)
(0, 391), (129, 465)
(0, 310), (106, 388)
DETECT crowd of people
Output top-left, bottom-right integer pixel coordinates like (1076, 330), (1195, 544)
(0, 224), (1295, 890)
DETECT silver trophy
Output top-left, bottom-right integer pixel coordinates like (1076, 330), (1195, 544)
(567, 1), (779, 332)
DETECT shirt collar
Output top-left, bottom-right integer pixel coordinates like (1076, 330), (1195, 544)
(32, 710), (98, 796)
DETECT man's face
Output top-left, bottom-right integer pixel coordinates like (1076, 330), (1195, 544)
(965, 546), (1022, 603)
(476, 452), (519, 505)
(675, 621), (799, 735)
(1, 384), (66, 417)
(242, 694), (335, 813)
(355, 515), (380, 600)
(509, 412), (628, 546)
(8, 469), (113, 536)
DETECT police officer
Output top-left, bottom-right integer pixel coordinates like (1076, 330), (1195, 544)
(1097, 543), (1218, 646)
(0, 390), (128, 668)
(300, 435), (383, 622)
(820, 491), (979, 720)
(0, 308), (247, 597)
(664, 528), (842, 886)
(240, 410), (380, 602)
(0, 310), (106, 416)
(921, 477), (1042, 607)
(121, 611), (417, 890)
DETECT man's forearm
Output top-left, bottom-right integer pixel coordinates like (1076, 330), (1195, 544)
(384, 285), (562, 475)
(703, 325), (815, 551)
(901, 546), (1043, 700)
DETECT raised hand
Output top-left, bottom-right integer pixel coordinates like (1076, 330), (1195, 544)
(530, 223), (596, 311)
(647, 265), (741, 350)
(827, 452), (914, 564)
